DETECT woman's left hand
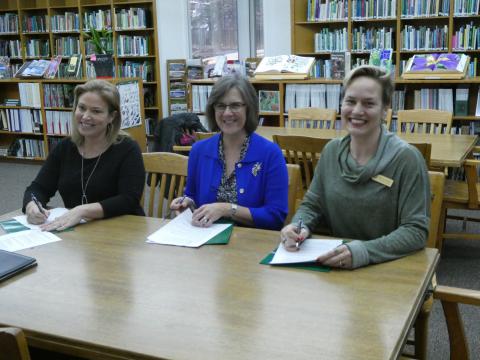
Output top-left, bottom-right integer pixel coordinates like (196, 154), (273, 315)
(191, 203), (228, 227)
(316, 244), (352, 269)
(40, 206), (86, 232)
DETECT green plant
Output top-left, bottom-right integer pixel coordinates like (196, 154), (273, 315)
(83, 26), (113, 55)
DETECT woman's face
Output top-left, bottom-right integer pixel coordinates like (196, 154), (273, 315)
(214, 87), (247, 138)
(75, 91), (114, 141)
(341, 76), (386, 140)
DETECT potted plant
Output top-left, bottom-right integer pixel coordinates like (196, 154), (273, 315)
(83, 26), (114, 78)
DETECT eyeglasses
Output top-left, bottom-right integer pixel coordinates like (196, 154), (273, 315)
(214, 102), (246, 113)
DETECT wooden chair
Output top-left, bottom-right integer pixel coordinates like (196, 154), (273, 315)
(409, 142), (432, 169)
(172, 131), (216, 153)
(397, 109), (453, 134)
(142, 152), (188, 218)
(433, 285), (480, 360)
(438, 146), (480, 249)
(287, 107), (337, 129)
(405, 171), (445, 360)
(384, 108), (393, 131)
(0, 327), (31, 360)
(285, 164), (302, 224)
(272, 135), (330, 195)
(194, 131), (216, 140)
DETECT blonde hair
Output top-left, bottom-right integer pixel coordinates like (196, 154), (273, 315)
(70, 79), (129, 146)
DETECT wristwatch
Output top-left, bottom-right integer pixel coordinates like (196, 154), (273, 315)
(230, 203), (238, 218)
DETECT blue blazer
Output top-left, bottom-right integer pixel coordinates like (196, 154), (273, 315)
(185, 132), (288, 230)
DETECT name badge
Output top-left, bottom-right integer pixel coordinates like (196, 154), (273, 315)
(372, 174), (394, 188)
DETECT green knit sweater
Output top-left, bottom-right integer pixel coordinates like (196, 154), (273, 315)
(292, 127), (430, 269)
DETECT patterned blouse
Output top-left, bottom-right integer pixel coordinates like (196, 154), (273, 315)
(216, 134), (251, 203)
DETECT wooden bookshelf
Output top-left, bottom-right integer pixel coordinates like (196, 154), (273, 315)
(288, 0), (480, 134)
(0, 0), (161, 160)
(166, 59), (187, 116)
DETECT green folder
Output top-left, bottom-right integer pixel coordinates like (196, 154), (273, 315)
(204, 220), (233, 245)
(259, 248), (330, 272)
(0, 219), (29, 234)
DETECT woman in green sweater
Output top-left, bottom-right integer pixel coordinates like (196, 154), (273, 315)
(281, 65), (430, 269)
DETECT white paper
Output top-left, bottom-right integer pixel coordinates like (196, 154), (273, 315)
(14, 207), (69, 230)
(270, 239), (343, 265)
(147, 209), (232, 248)
(0, 229), (62, 252)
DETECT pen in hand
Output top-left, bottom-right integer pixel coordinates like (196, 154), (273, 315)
(31, 193), (47, 217)
(178, 194), (195, 212)
(295, 218), (305, 249)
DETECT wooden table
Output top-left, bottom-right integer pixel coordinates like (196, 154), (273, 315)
(0, 215), (439, 360)
(257, 126), (478, 168)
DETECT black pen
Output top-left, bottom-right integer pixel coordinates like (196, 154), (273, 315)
(295, 218), (304, 249)
(179, 194), (196, 212)
(31, 193), (47, 217)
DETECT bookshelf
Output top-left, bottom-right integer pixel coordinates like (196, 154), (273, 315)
(0, 0), (161, 161)
(287, 0), (480, 134)
(166, 59), (187, 116)
(0, 77), (146, 161)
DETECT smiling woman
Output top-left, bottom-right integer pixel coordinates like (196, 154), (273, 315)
(170, 75), (288, 230)
(22, 80), (145, 231)
(281, 65), (431, 269)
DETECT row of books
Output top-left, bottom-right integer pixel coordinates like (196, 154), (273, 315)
(400, 0), (450, 16)
(7, 138), (45, 158)
(307, 0), (347, 21)
(284, 118), (342, 130)
(401, 25), (448, 50)
(83, 9), (112, 30)
(310, 53), (351, 79)
(43, 83), (75, 108)
(0, 108), (42, 133)
(22, 15), (48, 33)
(25, 39), (49, 57)
(45, 110), (72, 135)
(191, 85), (213, 113)
(452, 22), (480, 51)
(314, 29), (348, 52)
(116, 35), (149, 56)
(19, 83), (41, 107)
(50, 13), (80, 32)
(54, 37), (80, 56)
(453, 0), (480, 15)
(413, 88), (454, 113)
(118, 61), (154, 81)
(0, 40), (21, 58)
(351, 27), (394, 51)
(115, 8), (149, 29)
(0, 13), (17, 33)
(352, 0), (396, 19)
(285, 84), (342, 111)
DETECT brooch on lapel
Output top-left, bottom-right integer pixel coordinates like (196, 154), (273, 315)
(252, 162), (262, 176)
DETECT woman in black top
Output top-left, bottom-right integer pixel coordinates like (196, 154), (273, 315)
(23, 80), (145, 231)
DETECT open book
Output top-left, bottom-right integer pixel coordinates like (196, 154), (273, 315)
(402, 53), (470, 79)
(254, 55), (315, 80)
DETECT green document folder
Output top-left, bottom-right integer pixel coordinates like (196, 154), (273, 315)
(0, 219), (29, 234)
(259, 249), (330, 272)
(205, 220), (233, 245)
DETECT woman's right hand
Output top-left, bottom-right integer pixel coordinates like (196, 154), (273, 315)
(25, 200), (50, 225)
(170, 196), (194, 215)
(280, 223), (309, 252)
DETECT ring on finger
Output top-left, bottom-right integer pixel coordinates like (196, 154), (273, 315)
(203, 218), (209, 224)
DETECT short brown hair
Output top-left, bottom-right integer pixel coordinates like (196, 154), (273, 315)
(205, 74), (259, 133)
(342, 65), (394, 107)
(70, 79), (128, 146)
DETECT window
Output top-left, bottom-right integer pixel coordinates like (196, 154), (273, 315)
(188, 0), (263, 60)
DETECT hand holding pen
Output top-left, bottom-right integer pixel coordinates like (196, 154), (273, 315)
(280, 218), (309, 252)
(26, 193), (50, 225)
(170, 194), (196, 215)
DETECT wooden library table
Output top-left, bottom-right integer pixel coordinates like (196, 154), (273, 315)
(257, 126), (478, 168)
(0, 215), (439, 360)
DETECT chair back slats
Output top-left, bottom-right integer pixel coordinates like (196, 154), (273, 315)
(273, 135), (330, 195)
(384, 108), (393, 131)
(142, 152), (189, 218)
(427, 171), (445, 248)
(397, 109), (453, 134)
(287, 108), (337, 129)
(286, 164), (302, 224)
(195, 131), (216, 140)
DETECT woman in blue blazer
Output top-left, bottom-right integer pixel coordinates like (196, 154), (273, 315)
(170, 75), (288, 230)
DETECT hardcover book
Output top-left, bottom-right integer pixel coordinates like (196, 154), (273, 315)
(254, 55), (315, 80)
(330, 52), (345, 80)
(403, 53), (470, 79)
(15, 59), (51, 78)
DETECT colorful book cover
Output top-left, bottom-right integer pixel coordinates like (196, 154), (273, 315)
(259, 90), (280, 113)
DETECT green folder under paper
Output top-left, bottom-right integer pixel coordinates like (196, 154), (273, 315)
(259, 249), (330, 272)
(205, 220), (233, 245)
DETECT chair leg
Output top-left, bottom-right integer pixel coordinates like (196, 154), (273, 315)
(437, 203), (448, 254)
(414, 295), (433, 360)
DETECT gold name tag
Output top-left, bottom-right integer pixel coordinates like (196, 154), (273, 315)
(372, 175), (394, 188)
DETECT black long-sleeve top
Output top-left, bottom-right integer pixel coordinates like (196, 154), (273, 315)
(23, 137), (145, 217)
